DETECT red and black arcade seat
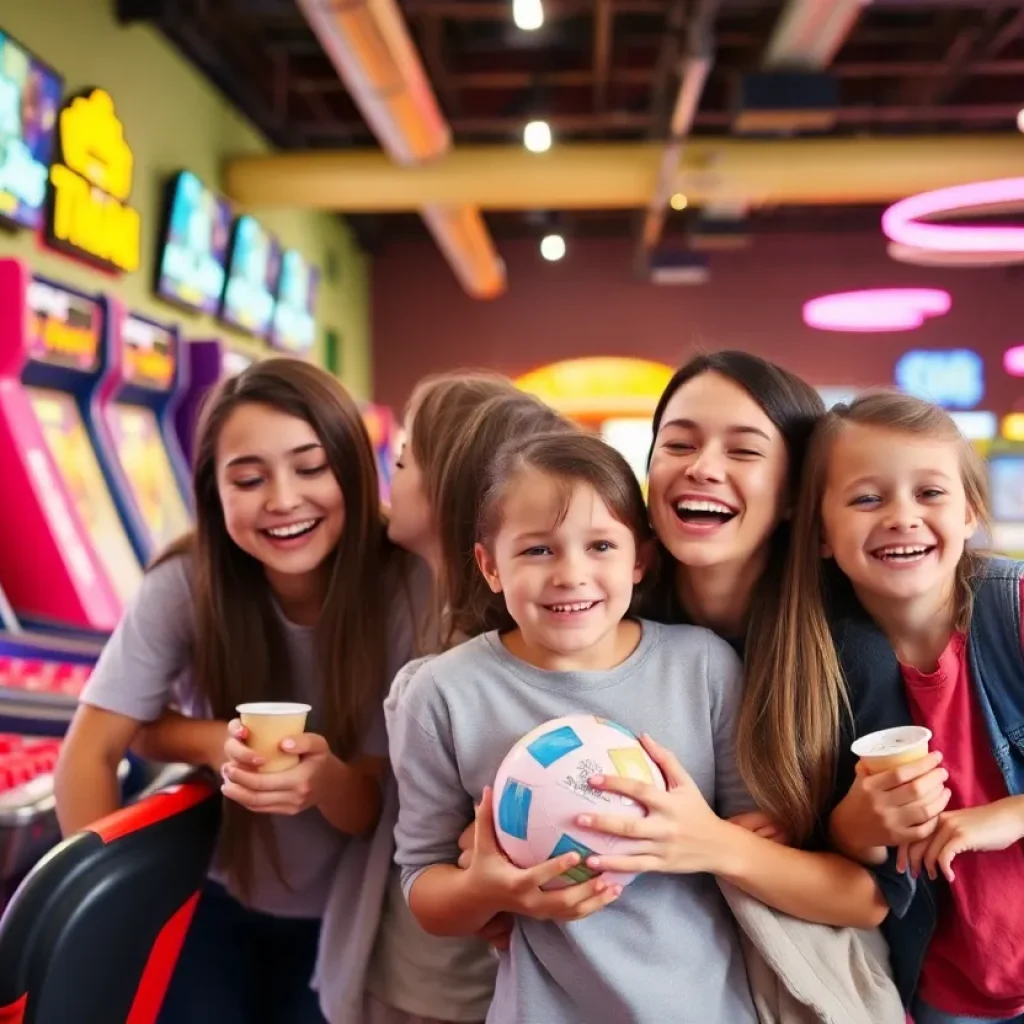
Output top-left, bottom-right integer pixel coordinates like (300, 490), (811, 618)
(0, 773), (220, 1024)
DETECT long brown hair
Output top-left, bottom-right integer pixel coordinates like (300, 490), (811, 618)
(158, 357), (396, 894)
(748, 388), (991, 841)
(407, 373), (573, 645)
(642, 352), (827, 842)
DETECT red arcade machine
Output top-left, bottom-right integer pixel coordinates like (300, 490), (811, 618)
(0, 258), (143, 637)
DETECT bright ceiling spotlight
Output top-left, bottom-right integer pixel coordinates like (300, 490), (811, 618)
(540, 233), (566, 261)
(523, 120), (552, 153)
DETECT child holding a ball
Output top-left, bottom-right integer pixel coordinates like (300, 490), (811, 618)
(389, 431), (762, 1021)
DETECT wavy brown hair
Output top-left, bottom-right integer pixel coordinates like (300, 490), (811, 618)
(158, 357), (398, 895)
(406, 372), (573, 645)
(748, 388), (991, 842)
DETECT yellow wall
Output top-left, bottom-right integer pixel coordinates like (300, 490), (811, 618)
(0, 0), (371, 396)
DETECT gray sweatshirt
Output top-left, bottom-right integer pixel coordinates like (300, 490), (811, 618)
(389, 621), (759, 1024)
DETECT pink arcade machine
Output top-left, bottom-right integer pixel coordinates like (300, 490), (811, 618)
(0, 258), (142, 635)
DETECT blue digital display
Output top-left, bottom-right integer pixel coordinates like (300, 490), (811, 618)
(155, 170), (232, 314)
(894, 349), (984, 410)
(268, 249), (319, 355)
(220, 215), (281, 338)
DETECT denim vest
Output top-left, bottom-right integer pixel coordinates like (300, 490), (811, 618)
(826, 556), (1024, 1007)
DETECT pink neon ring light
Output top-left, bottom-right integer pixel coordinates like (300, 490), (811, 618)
(882, 178), (1024, 254)
(802, 288), (952, 333)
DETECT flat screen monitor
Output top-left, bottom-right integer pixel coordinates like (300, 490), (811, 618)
(155, 170), (232, 314)
(268, 249), (318, 355)
(220, 214), (280, 338)
(0, 30), (62, 231)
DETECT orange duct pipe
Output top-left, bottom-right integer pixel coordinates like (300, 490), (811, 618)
(295, 0), (504, 298)
(225, 135), (1024, 212)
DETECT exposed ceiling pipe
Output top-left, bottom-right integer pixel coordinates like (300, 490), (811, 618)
(224, 134), (1024, 211)
(764, 0), (869, 70)
(293, 0), (505, 298)
(633, 0), (720, 272)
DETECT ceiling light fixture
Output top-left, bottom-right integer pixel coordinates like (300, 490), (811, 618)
(523, 120), (552, 153)
(802, 288), (951, 332)
(669, 193), (688, 211)
(540, 233), (566, 261)
(513, 0), (544, 30)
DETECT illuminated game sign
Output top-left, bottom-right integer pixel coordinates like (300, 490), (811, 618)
(220, 214), (280, 337)
(894, 349), (984, 410)
(269, 249), (319, 355)
(155, 170), (232, 314)
(0, 30), (62, 230)
(122, 314), (176, 391)
(46, 89), (141, 273)
(26, 277), (102, 373)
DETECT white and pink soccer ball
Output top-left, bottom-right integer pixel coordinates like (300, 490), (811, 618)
(492, 714), (668, 889)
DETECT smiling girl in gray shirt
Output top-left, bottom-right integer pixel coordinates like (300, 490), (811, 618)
(389, 432), (760, 1023)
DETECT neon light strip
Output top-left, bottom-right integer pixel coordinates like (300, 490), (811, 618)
(802, 288), (951, 332)
(882, 178), (1024, 254)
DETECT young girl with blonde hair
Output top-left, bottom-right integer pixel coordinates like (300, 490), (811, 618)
(769, 389), (1024, 1024)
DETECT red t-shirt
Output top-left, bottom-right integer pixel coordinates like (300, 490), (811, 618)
(900, 588), (1024, 1018)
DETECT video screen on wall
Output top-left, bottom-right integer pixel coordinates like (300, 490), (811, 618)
(155, 170), (232, 315)
(0, 30), (63, 230)
(268, 249), (319, 355)
(990, 457), (1024, 522)
(220, 214), (281, 338)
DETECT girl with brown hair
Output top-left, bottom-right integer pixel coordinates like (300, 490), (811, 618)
(368, 371), (572, 1024)
(55, 358), (420, 1024)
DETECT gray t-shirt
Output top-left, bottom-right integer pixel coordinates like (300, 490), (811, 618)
(389, 621), (759, 1024)
(79, 555), (388, 919)
(367, 655), (499, 1021)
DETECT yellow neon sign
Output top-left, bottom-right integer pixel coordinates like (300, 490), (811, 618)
(47, 89), (141, 273)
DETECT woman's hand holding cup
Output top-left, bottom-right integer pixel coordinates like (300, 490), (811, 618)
(221, 702), (333, 816)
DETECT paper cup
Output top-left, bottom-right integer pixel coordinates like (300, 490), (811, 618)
(236, 702), (312, 773)
(851, 726), (932, 774)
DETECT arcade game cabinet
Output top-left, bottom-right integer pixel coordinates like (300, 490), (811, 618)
(89, 306), (192, 565)
(362, 403), (398, 504)
(174, 337), (253, 465)
(0, 258), (142, 636)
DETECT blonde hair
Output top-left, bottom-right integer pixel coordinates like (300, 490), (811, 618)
(406, 372), (573, 646)
(742, 388), (990, 842)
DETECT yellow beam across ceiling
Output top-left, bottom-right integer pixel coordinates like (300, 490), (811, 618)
(224, 135), (1024, 212)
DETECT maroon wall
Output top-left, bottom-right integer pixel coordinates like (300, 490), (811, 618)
(371, 232), (1023, 417)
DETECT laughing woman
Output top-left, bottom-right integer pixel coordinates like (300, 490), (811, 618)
(573, 352), (903, 936)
